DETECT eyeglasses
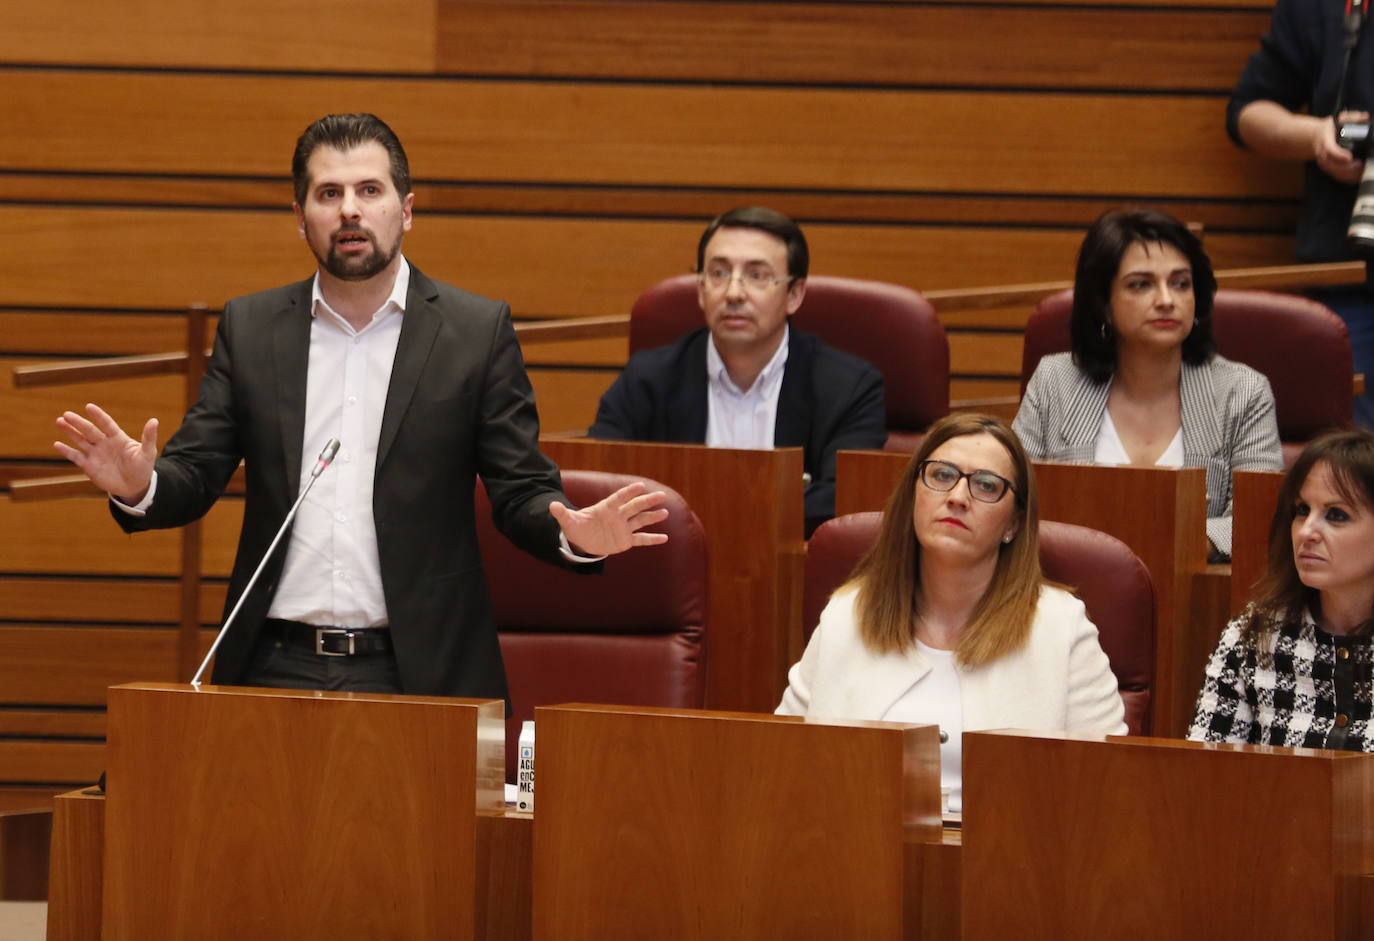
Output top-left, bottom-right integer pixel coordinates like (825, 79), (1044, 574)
(918, 460), (1015, 504)
(697, 265), (790, 292)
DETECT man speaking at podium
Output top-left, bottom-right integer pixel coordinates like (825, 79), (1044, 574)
(52, 113), (666, 700)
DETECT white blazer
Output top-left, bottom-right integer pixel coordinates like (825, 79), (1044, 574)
(777, 584), (1127, 736)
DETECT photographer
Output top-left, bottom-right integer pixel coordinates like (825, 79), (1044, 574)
(1230, 0), (1374, 426)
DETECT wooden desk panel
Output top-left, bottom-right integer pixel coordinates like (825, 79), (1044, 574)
(963, 731), (1374, 940)
(1231, 469), (1286, 616)
(532, 704), (939, 941)
(47, 788), (103, 941)
(540, 438), (805, 713)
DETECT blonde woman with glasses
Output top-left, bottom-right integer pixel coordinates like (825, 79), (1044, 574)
(777, 413), (1125, 812)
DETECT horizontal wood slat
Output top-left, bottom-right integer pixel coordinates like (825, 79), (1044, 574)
(0, 173), (1302, 235)
(0, 496), (242, 576)
(0, 208), (1298, 315)
(0, 626), (188, 704)
(0, 710), (106, 738)
(528, 369), (620, 435)
(4, 70), (1298, 199)
(2, 0), (1273, 78)
(2, 0), (433, 71)
(949, 333), (1026, 379)
(437, 2), (1269, 91)
(0, 310), (215, 356)
(0, 310), (621, 367)
(0, 741), (105, 785)
(0, 577), (226, 625)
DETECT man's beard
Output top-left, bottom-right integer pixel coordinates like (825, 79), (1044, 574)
(311, 225), (403, 282)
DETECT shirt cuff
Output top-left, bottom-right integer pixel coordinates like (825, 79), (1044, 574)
(109, 471), (158, 516)
(558, 530), (605, 564)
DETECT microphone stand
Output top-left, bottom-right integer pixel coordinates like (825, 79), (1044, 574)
(190, 438), (341, 687)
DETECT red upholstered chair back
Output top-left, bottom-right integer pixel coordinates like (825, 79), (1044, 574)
(476, 470), (707, 781)
(630, 273), (949, 451)
(803, 513), (1156, 735)
(1022, 288), (1353, 466)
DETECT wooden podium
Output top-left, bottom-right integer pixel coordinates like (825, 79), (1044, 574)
(963, 730), (1374, 940)
(100, 682), (505, 941)
(531, 703), (941, 941)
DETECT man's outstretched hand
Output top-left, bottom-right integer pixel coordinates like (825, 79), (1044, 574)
(55, 403), (158, 505)
(549, 481), (670, 556)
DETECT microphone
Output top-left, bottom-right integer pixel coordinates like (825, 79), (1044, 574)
(1346, 0), (1365, 44)
(311, 438), (340, 478)
(189, 438), (341, 686)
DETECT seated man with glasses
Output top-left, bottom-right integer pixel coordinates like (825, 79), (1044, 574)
(589, 206), (887, 535)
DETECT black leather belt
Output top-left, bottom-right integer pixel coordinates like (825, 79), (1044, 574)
(263, 619), (393, 657)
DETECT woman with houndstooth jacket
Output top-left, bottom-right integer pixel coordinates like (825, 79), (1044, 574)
(1190, 429), (1374, 750)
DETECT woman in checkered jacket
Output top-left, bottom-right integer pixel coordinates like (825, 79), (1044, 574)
(1189, 429), (1374, 749)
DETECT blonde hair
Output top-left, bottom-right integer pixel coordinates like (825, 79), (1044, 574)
(850, 413), (1044, 667)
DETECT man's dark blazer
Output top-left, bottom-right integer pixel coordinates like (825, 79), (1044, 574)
(587, 325), (886, 532)
(114, 266), (579, 700)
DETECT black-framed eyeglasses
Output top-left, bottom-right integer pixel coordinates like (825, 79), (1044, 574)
(918, 460), (1015, 504)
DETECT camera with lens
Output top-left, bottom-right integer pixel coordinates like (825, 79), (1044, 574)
(1339, 118), (1372, 159)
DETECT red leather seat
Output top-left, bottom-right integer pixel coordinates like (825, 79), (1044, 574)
(476, 470), (707, 780)
(1023, 288), (1354, 466)
(630, 273), (949, 452)
(803, 513), (1155, 735)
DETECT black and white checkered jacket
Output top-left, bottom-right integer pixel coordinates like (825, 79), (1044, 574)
(1189, 606), (1374, 751)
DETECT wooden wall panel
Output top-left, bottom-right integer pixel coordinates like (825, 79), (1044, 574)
(0, 577), (226, 625)
(949, 333), (1026, 380)
(3, 70), (1297, 199)
(0, 711), (105, 738)
(0, 627), (181, 706)
(437, 2), (1269, 91)
(0, 208), (1298, 315)
(2, 0), (435, 71)
(0, 742), (104, 785)
(0, 497), (242, 576)
(0, 171), (1300, 235)
(2, 357), (187, 458)
(0, 0), (1310, 798)
(1, 311), (208, 356)
(528, 369), (619, 435)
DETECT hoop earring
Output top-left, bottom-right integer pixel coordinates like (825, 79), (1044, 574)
(1100, 322), (1111, 341)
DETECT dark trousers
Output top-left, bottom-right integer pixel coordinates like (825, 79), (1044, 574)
(241, 631), (404, 694)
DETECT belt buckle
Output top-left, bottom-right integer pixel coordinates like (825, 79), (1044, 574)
(315, 628), (355, 657)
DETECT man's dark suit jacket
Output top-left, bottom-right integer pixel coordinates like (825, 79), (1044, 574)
(113, 266), (581, 701)
(588, 326), (886, 532)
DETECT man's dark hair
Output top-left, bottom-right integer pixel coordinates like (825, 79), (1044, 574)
(291, 113), (411, 206)
(1070, 207), (1218, 383)
(696, 207), (809, 282)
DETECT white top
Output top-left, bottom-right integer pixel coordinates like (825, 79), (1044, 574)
(262, 261), (412, 627)
(776, 584), (1126, 812)
(882, 638), (965, 812)
(704, 325), (789, 450)
(1093, 409), (1184, 468)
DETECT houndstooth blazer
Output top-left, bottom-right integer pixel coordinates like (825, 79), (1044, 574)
(1012, 352), (1283, 558)
(1189, 606), (1374, 751)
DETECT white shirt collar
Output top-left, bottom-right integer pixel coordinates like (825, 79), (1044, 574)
(309, 256), (411, 332)
(705, 323), (790, 396)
